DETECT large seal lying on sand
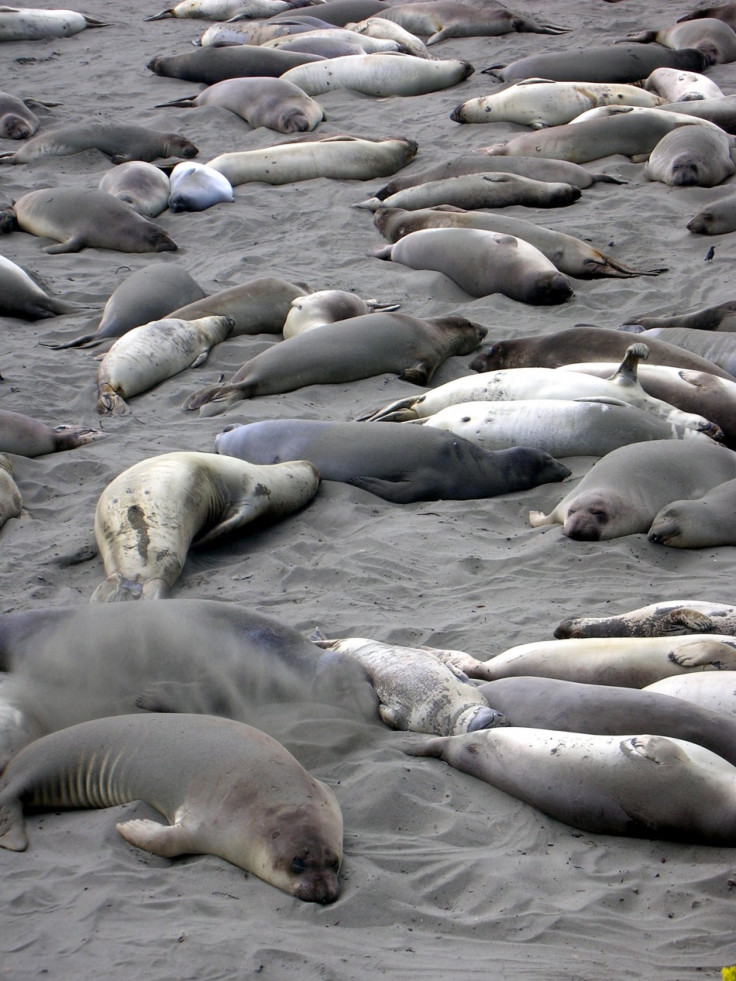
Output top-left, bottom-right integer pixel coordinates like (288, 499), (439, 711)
(0, 254), (77, 319)
(407, 728), (736, 843)
(99, 161), (172, 218)
(645, 126), (736, 186)
(0, 6), (108, 40)
(630, 326), (736, 377)
(0, 409), (104, 456)
(0, 122), (198, 165)
(215, 418), (571, 503)
(625, 18), (736, 64)
(0, 90), (41, 140)
(555, 600), (736, 639)
(648, 478), (736, 547)
(688, 194), (736, 235)
(146, 46), (325, 84)
(166, 276), (310, 335)
(370, 1), (568, 45)
(280, 52), (473, 96)
(91, 453), (320, 601)
(529, 438), (736, 540)
(621, 299), (736, 332)
(0, 713), (344, 903)
(489, 44), (710, 84)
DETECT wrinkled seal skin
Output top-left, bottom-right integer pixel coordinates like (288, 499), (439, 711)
(648, 478), (736, 547)
(0, 409), (104, 457)
(0, 713), (344, 904)
(555, 600), (736, 639)
(0, 123), (198, 166)
(214, 418), (571, 503)
(146, 46), (325, 84)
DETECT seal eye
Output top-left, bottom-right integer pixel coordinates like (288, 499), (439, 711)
(291, 856), (307, 874)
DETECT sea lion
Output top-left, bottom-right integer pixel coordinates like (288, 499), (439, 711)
(646, 673), (736, 716)
(96, 315), (235, 414)
(0, 6), (108, 40)
(688, 195), (736, 235)
(528, 438), (736, 540)
(0, 456), (21, 530)
(373, 207), (666, 280)
(48, 263), (206, 350)
(155, 77), (325, 134)
(12, 188), (177, 254)
(645, 126), (735, 186)
(648, 478), (736, 547)
(622, 300), (736, 332)
(282, 289), (399, 337)
(98, 162), (171, 218)
(644, 67), (724, 102)
(555, 600), (736, 639)
(0, 713), (344, 904)
(214, 418), (571, 503)
(0, 123), (198, 166)
(369, 1), (568, 45)
(407, 728), (736, 844)
(0, 253), (77, 319)
(356, 172), (581, 212)
(280, 52), (474, 96)
(168, 161), (234, 212)
(477, 676), (736, 766)
(146, 46), (325, 85)
(0, 409), (104, 457)
(311, 634), (507, 735)
(184, 312), (485, 414)
(207, 135), (418, 186)
(632, 327), (736, 377)
(451, 79), (665, 128)
(373, 228), (574, 304)
(625, 18), (736, 64)
(0, 90), (40, 139)
(166, 276), (310, 335)
(91, 452), (320, 601)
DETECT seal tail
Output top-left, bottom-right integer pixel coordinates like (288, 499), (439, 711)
(145, 8), (176, 19)
(0, 794), (29, 852)
(403, 735), (448, 759)
(90, 574), (169, 602)
(153, 95), (198, 109)
(184, 383), (247, 415)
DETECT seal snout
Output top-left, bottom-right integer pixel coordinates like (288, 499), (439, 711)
(293, 867), (341, 905)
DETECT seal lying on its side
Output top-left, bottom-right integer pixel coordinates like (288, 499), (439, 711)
(0, 254), (77, 319)
(166, 276), (310, 335)
(648, 478), (736, 547)
(555, 600), (736, 639)
(645, 126), (736, 186)
(0, 6), (108, 40)
(489, 44), (710, 84)
(646, 673), (736, 716)
(370, 1), (568, 45)
(99, 161), (172, 218)
(0, 713), (344, 904)
(0, 122), (198, 166)
(0, 409), (104, 457)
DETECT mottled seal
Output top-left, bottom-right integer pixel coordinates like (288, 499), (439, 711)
(0, 713), (343, 903)
(688, 195), (736, 235)
(98, 162), (171, 218)
(166, 276), (310, 335)
(96, 315), (234, 414)
(91, 453), (320, 601)
(648, 478), (736, 547)
(489, 44), (710, 84)
(146, 46), (324, 84)
(282, 289), (399, 338)
(407, 728), (736, 843)
(0, 456), (21, 530)
(0, 90), (40, 139)
(0, 409), (104, 457)
(555, 600), (736, 639)
(645, 126), (735, 186)
(168, 161), (234, 212)
(370, 1), (568, 45)
(280, 52), (474, 96)
(373, 227), (573, 304)
(184, 312), (486, 414)
(0, 123), (198, 166)
(0, 253), (77, 319)
(0, 6), (108, 40)
(625, 18), (736, 64)
(214, 418), (571, 503)
(529, 438), (736, 540)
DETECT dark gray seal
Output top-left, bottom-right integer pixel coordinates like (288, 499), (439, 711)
(488, 44), (709, 84)
(146, 46), (325, 84)
(622, 300), (736, 332)
(0, 409), (104, 457)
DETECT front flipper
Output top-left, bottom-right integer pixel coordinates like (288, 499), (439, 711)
(0, 795), (28, 851)
(193, 499), (268, 547)
(668, 640), (736, 669)
(661, 609), (716, 634)
(620, 734), (691, 766)
(44, 236), (84, 254)
(116, 818), (194, 858)
(399, 361), (432, 385)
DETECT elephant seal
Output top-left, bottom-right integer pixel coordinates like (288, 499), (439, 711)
(0, 253), (77, 319)
(207, 135), (418, 186)
(96, 315), (234, 414)
(645, 126), (735, 186)
(477, 676), (736, 767)
(0, 409), (104, 457)
(660, 95), (736, 131)
(0, 713), (343, 903)
(346, 15), (433, 58)
(147, 0), (293, 19)
(648, 478), (736, 547)
(12, 188), (177, 254)
(679, 4), (736, 29)
(555, 600), (736, 639)
(407, 728), (736, 843)
(146, 46), (325, 84)
(688, 195), (736, 235)
(98, 162), (171, 218)
(282, 289), (399, 338)
(373, 207), (666, 280)
(644, 67), (724, 102)
(91, 453), (320, 601)
(0, 6), (108, 40)
(280, 52), (474, 97)
(184, 312), (486, 414)
(646, 673), (736, 717)
(622, 300), (736, 332)
(625, 18), (736, 64)
(270, 0), (386, 25)
(632, 327), (736, 377)
(155, 77), (325, 134)
(529, 438), (736, 540)
(369, 1), (568, 45)
(0, 455), (21, 530)
(48, 263), (206, 350)
(264, 25), (402, 55)
(373, 227), (574, 304)
(311, 634), (507, 735)
(0, 123), (198, 166)
(0, 90), (40, 139)
(214, 418), (571, 503)
(166, 276), (310, 335)
(168, 161), (234, 212)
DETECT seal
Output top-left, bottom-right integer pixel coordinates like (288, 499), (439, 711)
(96, 315), (235, 414)
(280, 52), (474, 96)
(184, 311), (486, 414)
(282, 289), (399, 338)
(265, 25), (403, 55)
(146, 0), (293, 19)
(207, 135), (418, 186)
(679, 4), (736, 29)
(555, 600), (736, 639)
(168, 161), (234, 212)
(0, 122), (198, 166)
(621, 299), (736, 332)
(0, 253), (77, 319)
(91, 452), (320, 601)
(155, 77), (325, 134)
(632, 327), (736, 377)
(0, 6), (108, 40)
(11, 188), (177, 254)
(477, 676), (736, 766)
(644, 66), (724, 102)
(373, 206), (666, 280)
(528, 438), (736, 540)
(660, 94), (736, 129)
(166, 276), (311, 335)
(0, 712), (344, 903)
(645, 673), (736, 716)
(648, 478), (736, 547)
(0, 90), (41, 140)
(688, 194), (736, 235)
(310, 633), (507, 734)
(407, 727), (736, 843)
(214, 418), (571, 503)
(371, 1), (569, 45)
(0, 408), (104, 457)
(373, 227), (574, 304)
(624, 18), (736, 64)
(345, 16), (433, 58)
(146, 46), (325, 84)
(98, 161), (171, 218)
(0, 455), (21, 530)
(645, 126), (735, 186)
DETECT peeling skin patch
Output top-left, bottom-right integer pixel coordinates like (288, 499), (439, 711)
(127, 504), (150, 560)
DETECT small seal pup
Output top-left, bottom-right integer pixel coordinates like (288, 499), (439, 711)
(648, 478), (736, 547)
(0, 713), (344, 904)
(406, 728), (736, 844)
(0, 456), (21, 530)
(91, 452), (320, 601)
(168, 161), (234, 212)
(555, 601), (736, 639)
(0, 409), (104, 457)
(0, 253), (77, 319)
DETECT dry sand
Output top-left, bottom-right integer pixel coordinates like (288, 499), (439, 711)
(3, 0), (736, 978)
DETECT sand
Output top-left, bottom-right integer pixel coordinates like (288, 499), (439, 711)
(2, 0), (736, 977)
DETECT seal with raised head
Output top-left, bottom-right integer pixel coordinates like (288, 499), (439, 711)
(0, 253), (77, 319)
(370, 1), (568, 44)
(407, 728), (736, 844)
(98, 162), (171, 218)
(648, 478), (736, 547)
(0, 409), (104, 457)
(280, 52), (474, 96)
(555, 600), (736, 639)
(0, 123), (198, 166)
(645, 126), (735, 186)
(91, 452), (320, 601)
(215, 418), (571, 503)
(0, 713), (344, 903)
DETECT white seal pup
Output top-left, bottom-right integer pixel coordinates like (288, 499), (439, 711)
(168, 161), (234, 212)
(0, 6), (108, 40)
(91, 452), (320, 601)
(282, 289), (399, 338)
(0, 713), (343, 904)
(0, 253), (77, 319)
(407, 728), (736, 844)
(98, 162), (171, 219)
(0, 456), (21, 530)
(280, 52), (474, 97)
(644, 67), (724, 102)
(555, 600), (736, 639)
(96, 315), (235, 414)
(645, 126), (736, 186)
(0, 409), (104, 457)
(648, 478), (736, 547)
